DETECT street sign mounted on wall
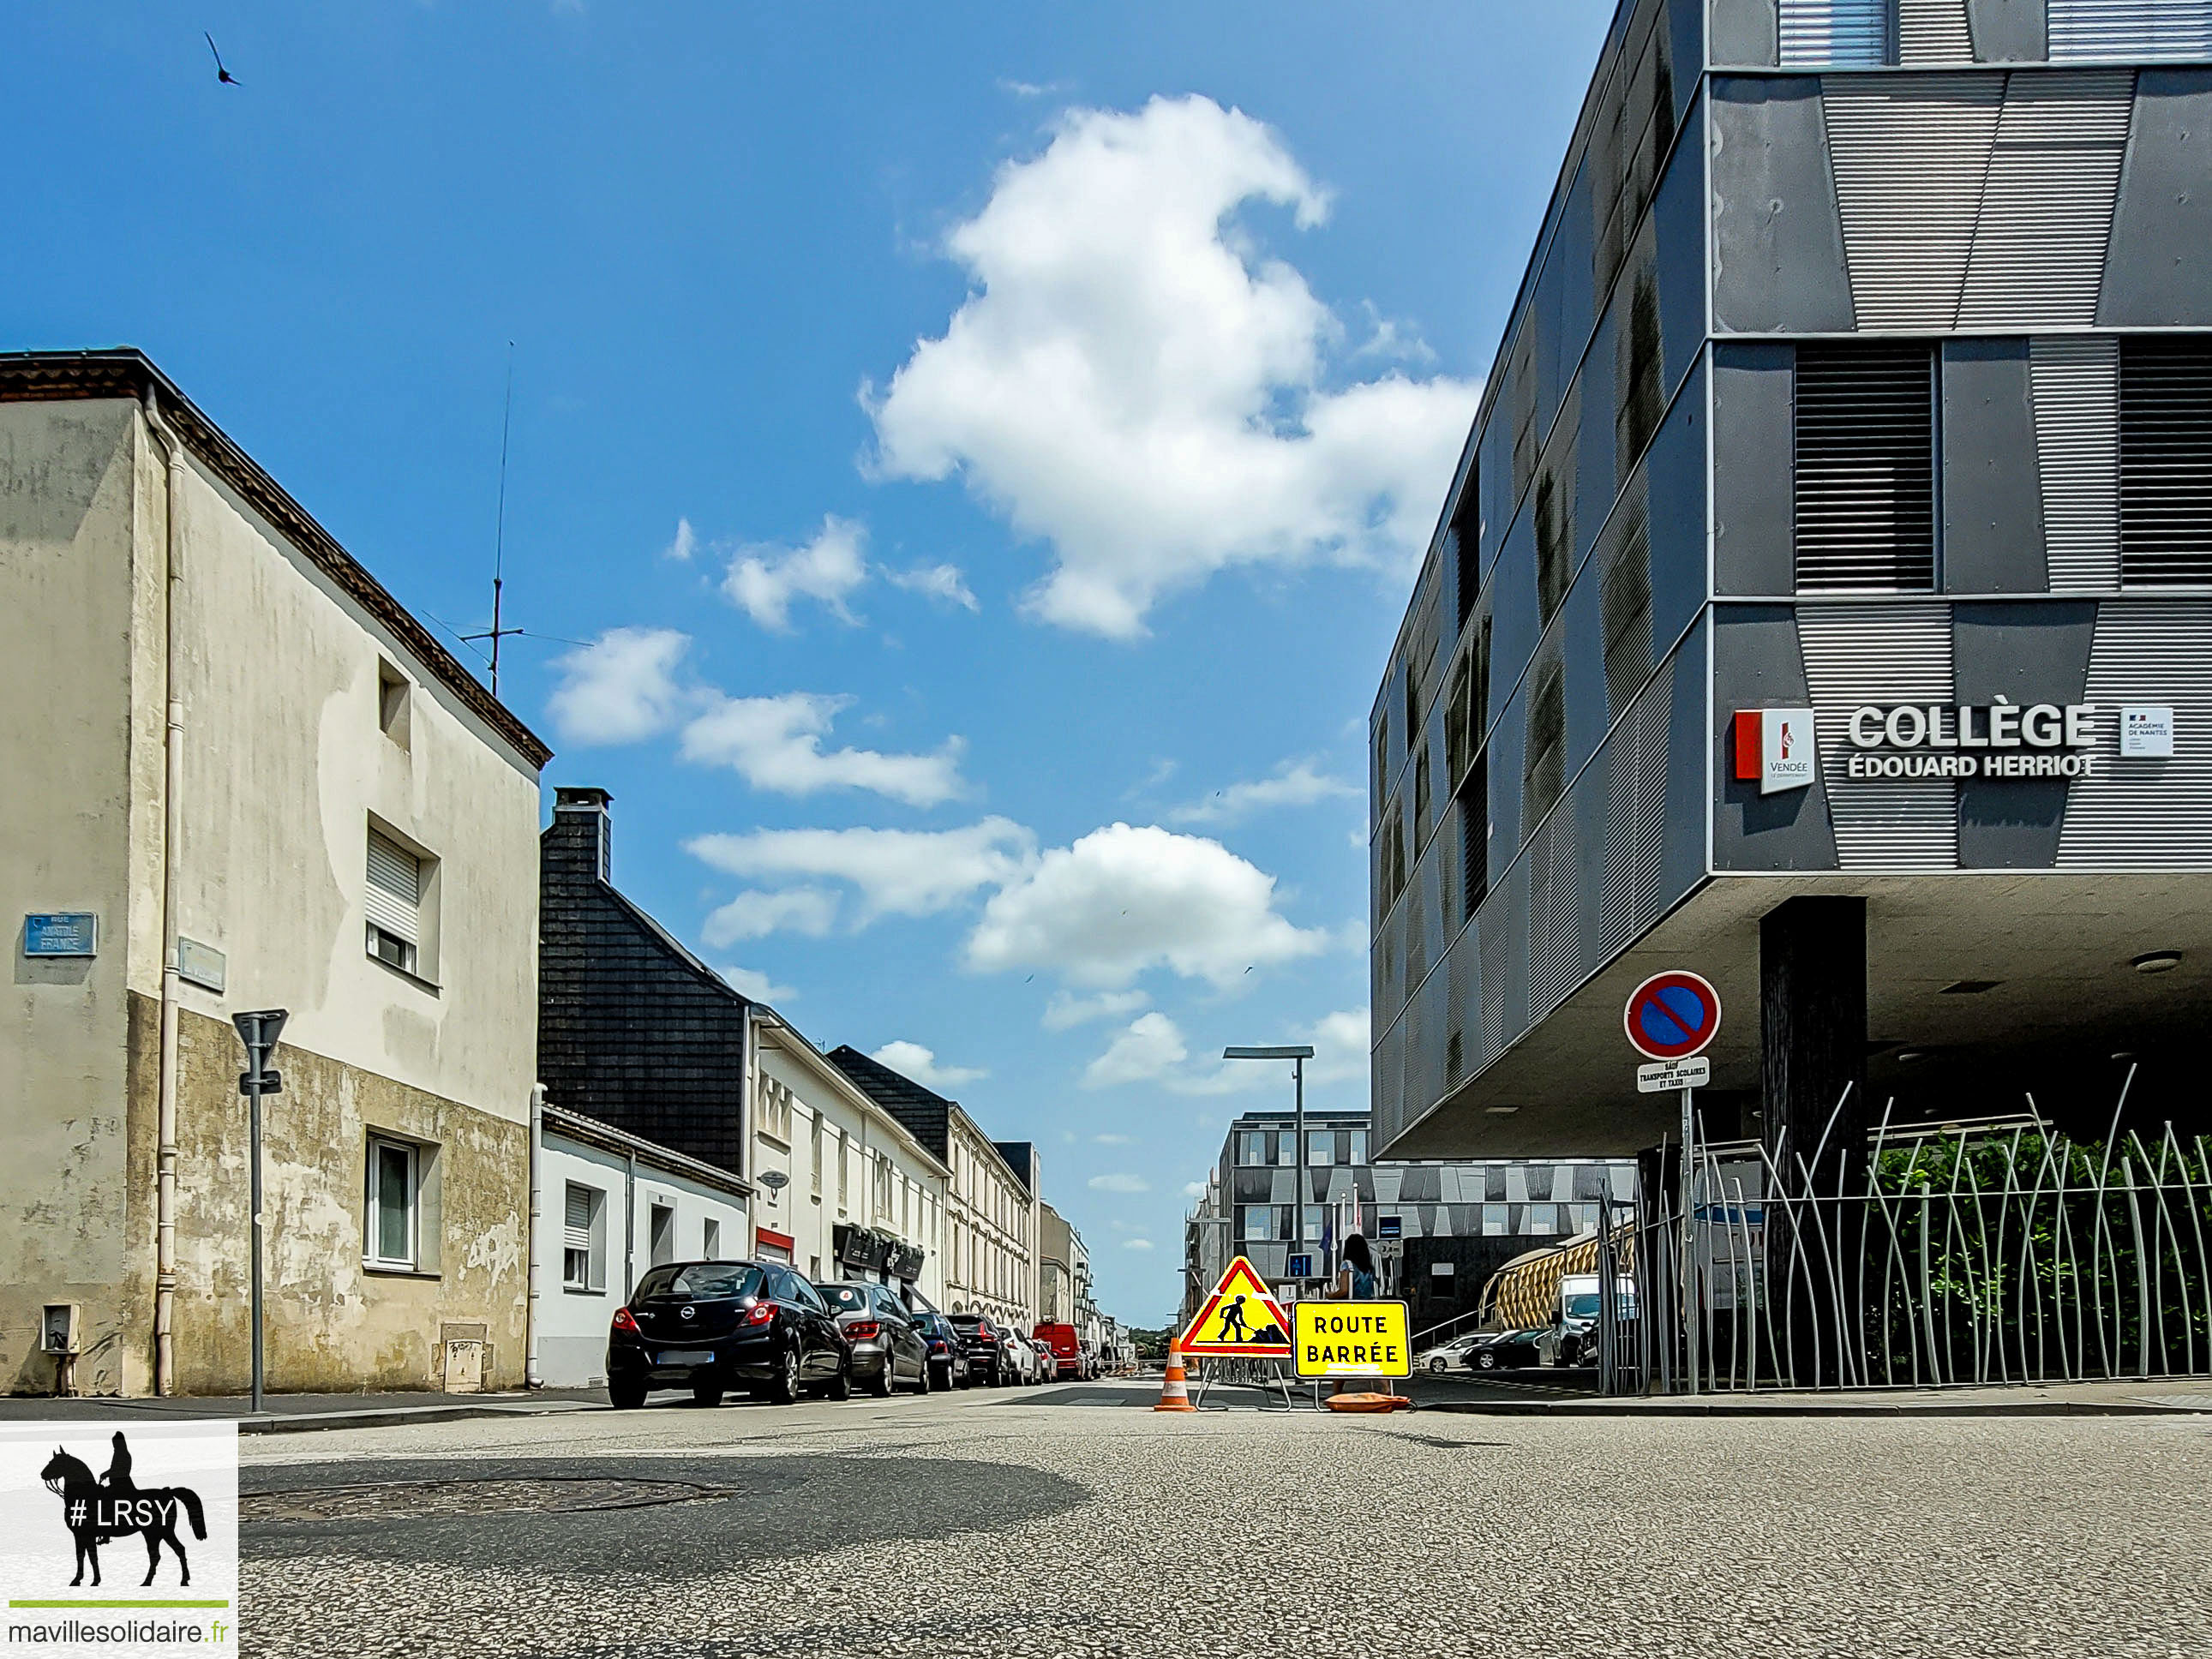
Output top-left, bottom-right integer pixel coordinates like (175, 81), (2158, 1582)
(1179, 1255), (1292, 1357)
(1623, 971), (1721, 1062)
(1292, 1301), (1411, 1379)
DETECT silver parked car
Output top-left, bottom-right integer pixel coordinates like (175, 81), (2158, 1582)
(812, 1280), (932, 1397)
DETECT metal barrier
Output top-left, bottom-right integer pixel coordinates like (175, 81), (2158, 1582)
(1622, 1073), (2212, 1392)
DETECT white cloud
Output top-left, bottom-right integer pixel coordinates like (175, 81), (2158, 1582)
(1041, 988), (1151, 1031)
(716, 964), (796, 1002)
(1121, 1237), (1155, 1251)
(887, 563), (980, 611)
(968, 823), (1328, 988)
(1307, 1006), (1370, 1083)
(867, 94), (1480, 638)
(1183, 1180), (1208, 1199)
(1093, 1132), (1131, 1146)
(722, 514), (870, 631)
(1171, 758), (1361, 825)
(701, 888), (839, 947)
(1088, 1171), (1150, 1194)
(546, 627), (692, 746)
(680, 692), (967, 807)
(1082, 1012), (1189, 1088)
(663, 517), (698, 561)
(871, 1039), (987, 1090)
(1169, 1005), (1371, 1097)
(687, 818), (1037, 928)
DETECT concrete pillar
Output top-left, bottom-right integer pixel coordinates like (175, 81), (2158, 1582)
(1759, 895), (1868, 1195)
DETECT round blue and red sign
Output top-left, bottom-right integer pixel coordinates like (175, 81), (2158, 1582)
(1623, 971), (1722, 1062)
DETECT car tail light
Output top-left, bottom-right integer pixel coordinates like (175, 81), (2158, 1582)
(745, 1302), (776, 1326)
(929, 1340), (948, 1354)
(611, 1307), (641, 1335)
(846, 1321), (880, 1339)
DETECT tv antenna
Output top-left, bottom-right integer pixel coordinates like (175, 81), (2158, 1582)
(462, 343), (525, 696)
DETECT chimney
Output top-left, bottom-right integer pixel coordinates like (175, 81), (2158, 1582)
(551, 786), (613, 882)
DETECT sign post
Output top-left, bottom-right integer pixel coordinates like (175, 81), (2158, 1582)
(232, 1009), (287, 1416)
(1623, 971), (1720, 1398)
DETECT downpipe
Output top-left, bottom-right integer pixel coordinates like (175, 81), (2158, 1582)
(142, 389), (186, 1398)
(525, 1082), (545, 1389)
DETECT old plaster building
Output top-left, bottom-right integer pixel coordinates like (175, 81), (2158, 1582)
(2, 350), (549, 1397)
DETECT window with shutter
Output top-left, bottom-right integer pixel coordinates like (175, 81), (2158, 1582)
(563, 1183), (598, 1290)
(365, 829), (423, 974)
(1779, 0), (1896, 65)
(1794, 343), (1937, 592)
(2119, 338), (2212, 587)
(2049, 0), (2212, 60)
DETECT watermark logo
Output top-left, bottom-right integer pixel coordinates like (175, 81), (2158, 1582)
(1, 1422), (237, 1654)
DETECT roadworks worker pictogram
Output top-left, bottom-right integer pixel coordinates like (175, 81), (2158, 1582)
(1178, 1255), (1293, 1357)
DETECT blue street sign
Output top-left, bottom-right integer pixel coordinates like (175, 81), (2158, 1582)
(24, 913), (98, 957)
(1286, 1253), (1314, 1279)
(1377, 1214), (1403, 1240)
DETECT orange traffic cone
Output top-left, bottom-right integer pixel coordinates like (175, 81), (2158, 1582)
(1154, 1341), (1197, 1412)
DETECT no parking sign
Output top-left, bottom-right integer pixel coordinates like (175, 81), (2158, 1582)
(1623, 970), (1721, 1062)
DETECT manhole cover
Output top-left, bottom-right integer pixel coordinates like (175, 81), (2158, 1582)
(244, 1477), (716, 1524)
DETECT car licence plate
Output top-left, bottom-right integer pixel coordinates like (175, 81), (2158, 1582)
(659, 1350), (716, 1366)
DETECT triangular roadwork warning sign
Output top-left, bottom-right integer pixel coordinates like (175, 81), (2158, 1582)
(1178, 1255), (1293, 1357)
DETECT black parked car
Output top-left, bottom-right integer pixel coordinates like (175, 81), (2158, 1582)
(1464, 1328), (1546, 1371)
(910, 1310), (970, 1392)
(947, 1313), (1013, 1386)
(607, 1260), (848, 1409)
(815, 1280), (932, 1397)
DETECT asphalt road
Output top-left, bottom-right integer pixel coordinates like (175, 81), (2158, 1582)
(241, 1379), (2212, 1658)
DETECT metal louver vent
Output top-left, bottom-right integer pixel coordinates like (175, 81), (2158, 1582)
(1825, 75), (2004, 329)
(1800, 603), (1959, 869)
(2119, 338), (2212, 586)
(1795, 344), (1937, 592)
(2057, 601), (2212, 869)
(1898, 0), (1973, 63)
(2032, 337), (2122, 591)
(1526, 814), (1578, 1020)
(1957, 73), (2134, 330)
(2049, 1), (2212, 60)
(1599, 676), (1672, 956)
(1781, 0), (1895, 65)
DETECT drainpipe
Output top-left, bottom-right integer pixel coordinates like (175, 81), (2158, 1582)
(142, 389), (186, 1398)
(525, 1083), (545, 1388)
(623, 1147), (638, 1300)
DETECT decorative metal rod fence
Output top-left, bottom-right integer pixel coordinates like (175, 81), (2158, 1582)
(1622, 1071), (2212, 1393)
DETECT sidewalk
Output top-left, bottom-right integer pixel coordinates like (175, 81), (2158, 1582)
(0, 1386), (605, 1434)
(1412, 1373), (2212, 1417)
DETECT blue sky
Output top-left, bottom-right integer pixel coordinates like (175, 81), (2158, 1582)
(15, 1), (1614, 1324)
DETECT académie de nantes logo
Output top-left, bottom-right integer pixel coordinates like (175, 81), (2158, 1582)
(1, 1421), (238, 1653)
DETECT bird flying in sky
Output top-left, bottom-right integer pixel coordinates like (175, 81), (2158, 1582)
(205, 33), (240, 86)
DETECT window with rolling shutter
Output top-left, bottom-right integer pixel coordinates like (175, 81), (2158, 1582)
(365, 827), (428, 976)
(1779, 0), (1896, 65)
(563, 1183), (601, 1291)
(1794, 343), (1937, 592)
(2119, 338), (2212, 587)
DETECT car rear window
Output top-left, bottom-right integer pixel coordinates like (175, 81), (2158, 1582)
(949, 1315), (986, 1330)
(818, 1285), (868, 1311)
(633, 1263), (763, 1301)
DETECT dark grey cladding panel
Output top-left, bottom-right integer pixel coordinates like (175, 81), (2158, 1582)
(1663, 617), (1714, 901)
(1952, 601), (2096, 868)
(1713, 606), (1840, 870)
(1711, 77), (1856, 335)
(1711, 0), (1778, 67)
(2101, 70), (2212, 328)
(1713, 343), (1795, 595)
(1941, 339), (2047, 595)
(1967, 0), (2045, 61)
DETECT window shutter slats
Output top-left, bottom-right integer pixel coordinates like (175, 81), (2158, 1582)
(1794, 344), (1936, 593)
(1779, 0), (1894, 66)
(2049, 1), (2212, 61)
(564, 1185), (593, 1253)
(365, 830), (422, 944)
(2120, 338), (2212, 586)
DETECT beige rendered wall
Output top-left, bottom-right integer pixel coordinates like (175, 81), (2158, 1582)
(0, 400), (149, 1396)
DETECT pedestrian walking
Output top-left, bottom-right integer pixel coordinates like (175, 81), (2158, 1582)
(1326, 1233), (1379, 1395)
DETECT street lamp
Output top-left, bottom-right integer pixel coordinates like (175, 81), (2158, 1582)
(1223, 1045), (1316, 1291)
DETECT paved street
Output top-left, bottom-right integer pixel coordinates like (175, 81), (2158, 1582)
(240, 1381), (2212, 1658)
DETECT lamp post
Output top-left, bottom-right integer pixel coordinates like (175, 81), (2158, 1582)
(1223, 1045), (1316, 1291)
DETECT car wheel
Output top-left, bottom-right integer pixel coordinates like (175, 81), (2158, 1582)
(931, 1360), (950, 1392)
(1476, 1351), (1497, 1370)
(916, 1357), (933, 1395)
(824, 1356), (854, 1401)
(871, 1353), (896, 1398)
(691, 1380), (723, 1408)
(769, 1345), (802, 1404)
(608, 1379), (647, 1410)
(1430, 1357), (1448, 1373)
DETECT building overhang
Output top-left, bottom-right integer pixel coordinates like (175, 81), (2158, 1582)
(1379, 870), (2212, 1159)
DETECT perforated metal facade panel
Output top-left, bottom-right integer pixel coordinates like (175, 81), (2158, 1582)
(1800, 602), (1961, 867)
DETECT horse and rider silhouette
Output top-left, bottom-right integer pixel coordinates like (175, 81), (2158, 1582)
(39, 1432), (207, 1588)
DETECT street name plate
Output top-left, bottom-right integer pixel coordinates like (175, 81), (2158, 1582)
(1636, 1055), (1709, 1093)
